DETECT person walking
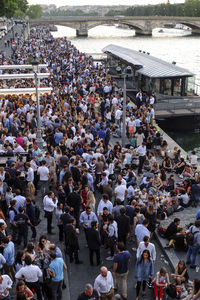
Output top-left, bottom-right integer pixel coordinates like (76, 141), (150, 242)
(135, 249), (154, 300)
(2, 237), (15, 282)
(13, 206), (30, 248)
(113, 242), (130, 300)
(87, 221), (101, 266)
(186, 220), (200, 269)
(43, 191), (58, 234)
(104, 215), (118, 261)
(94, 266), (114, 300)
(116, 207), (130, 246)
(37, 160), (49, 198)
(136, 236), (156, 263)
(65, 218), (82, 264)
(49, 251), (67, 300)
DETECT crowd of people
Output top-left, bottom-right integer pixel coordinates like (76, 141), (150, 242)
(0, 24), (199, 300)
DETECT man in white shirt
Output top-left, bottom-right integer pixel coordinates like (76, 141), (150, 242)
(97, 194), (113, 218)
(135, 220), (150, 246)
(190, 150), (198, 167)
(26, 162), (34, 183)
(115, 107), (122, 128)
(15, 255), (42, 300)
(37, 160), (49, 198)
(0, 274), (12, 300)
(94, 266), (114, 299)
(136, 142), (147, 175)
(43, 191), (58, 234)
(114, 180), (128, 204)
(13, 190), (26, 213)
(136, 236), (156, 263)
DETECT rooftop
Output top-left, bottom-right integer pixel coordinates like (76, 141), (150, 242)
(102, 44), (194, 79)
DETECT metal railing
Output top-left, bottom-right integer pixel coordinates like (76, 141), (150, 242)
(155, 98), (200, 112)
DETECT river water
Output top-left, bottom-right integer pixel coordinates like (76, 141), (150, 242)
(51, 25), (200, 157)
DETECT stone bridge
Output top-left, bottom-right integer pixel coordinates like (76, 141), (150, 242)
(30, 16), (200, 36)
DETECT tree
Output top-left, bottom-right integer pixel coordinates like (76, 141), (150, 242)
(0, 0), (28, 17)
(27, 5), (42, 19)
(17, 0), (28, 13)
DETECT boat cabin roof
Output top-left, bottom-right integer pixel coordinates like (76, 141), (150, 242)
(102, 44), (194, 79)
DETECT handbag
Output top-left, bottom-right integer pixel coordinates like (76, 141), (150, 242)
(106, 236), (116, 247)
(166, 284), (177, 299)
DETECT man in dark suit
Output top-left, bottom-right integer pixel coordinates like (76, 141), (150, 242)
(116, 206), (130, 246)
(65, 218), (82, 264)
(71, 161), (81, 184)
(66, 185), (81, 228)
(87, 221), (101, 266)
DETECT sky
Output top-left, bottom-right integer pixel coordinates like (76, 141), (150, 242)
(28, 0), (185, 7)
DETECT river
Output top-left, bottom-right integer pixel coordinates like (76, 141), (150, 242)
(51, 25), (200, 158)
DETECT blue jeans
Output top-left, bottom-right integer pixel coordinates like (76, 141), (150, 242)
(186, 245), (199, 267)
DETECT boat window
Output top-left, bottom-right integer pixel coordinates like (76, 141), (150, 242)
(163, 79), (172, 96)
(186, 76), (195, 96)
(173, 78), (182, 96)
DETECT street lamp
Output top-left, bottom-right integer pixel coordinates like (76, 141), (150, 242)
(116, 65), (132, 148)
(31, 59), (44, 150)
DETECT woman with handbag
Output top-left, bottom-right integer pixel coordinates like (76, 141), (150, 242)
(135, 249), (154, 300)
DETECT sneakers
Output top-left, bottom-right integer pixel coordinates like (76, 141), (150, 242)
(132, 247), (137, 251)
(106, 256), (114, 261)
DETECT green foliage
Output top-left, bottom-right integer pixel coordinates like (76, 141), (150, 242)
(27, 5), (42, 19)
(0, 0), (28, 18)
(105, 1), (200, 17)
(44, 9), (98, 17)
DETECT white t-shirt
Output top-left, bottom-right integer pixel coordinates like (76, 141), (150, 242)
(190, 154), (198, 165)
(37, 166), (49, 181)
(114, 185), (127, 202)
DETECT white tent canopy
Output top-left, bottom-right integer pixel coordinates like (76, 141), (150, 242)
(0, 73), (50, 80)
(0, 64), (48, 70)
(0, 87), (52, 95)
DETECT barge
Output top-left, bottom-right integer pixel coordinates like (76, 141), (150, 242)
(102, 44), (200, 131)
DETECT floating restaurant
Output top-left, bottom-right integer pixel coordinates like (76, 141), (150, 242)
(102, 44), (195, 97)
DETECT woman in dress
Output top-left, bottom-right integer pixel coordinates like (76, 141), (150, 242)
(16, 280), (34, 300)
(128, 116), (135, 139)
(135, 249), (154, 300)
(171, 260), (189, 285)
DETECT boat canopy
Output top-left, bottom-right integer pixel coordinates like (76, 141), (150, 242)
(102, 44), (194, 79)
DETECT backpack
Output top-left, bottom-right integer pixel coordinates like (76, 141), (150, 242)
(166, 284), (177, 299)
(157, 226), (166, 237)
(186, 226), (199, 246)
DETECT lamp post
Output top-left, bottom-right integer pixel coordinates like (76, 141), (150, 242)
(116, 66), (132, 148)
(31, 59), (44, 150)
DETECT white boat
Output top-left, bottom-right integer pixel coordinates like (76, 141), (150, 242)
(153, 27), (191, 37)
